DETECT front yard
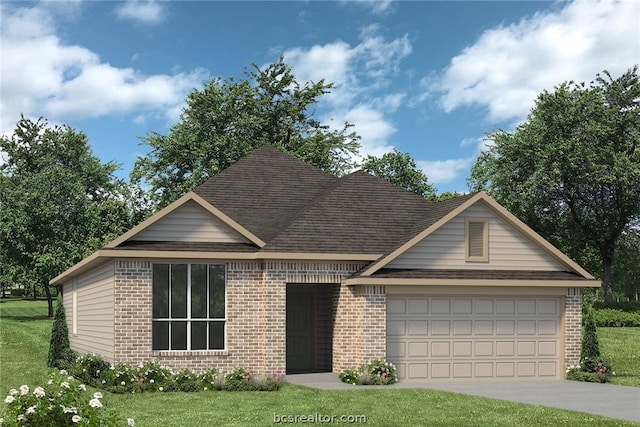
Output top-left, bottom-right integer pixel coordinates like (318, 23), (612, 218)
(1, 299), (638, 426)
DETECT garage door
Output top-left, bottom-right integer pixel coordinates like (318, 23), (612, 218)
(386, 296), (561, 380)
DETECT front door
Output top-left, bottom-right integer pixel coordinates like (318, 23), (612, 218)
(286, 290), (314, 373)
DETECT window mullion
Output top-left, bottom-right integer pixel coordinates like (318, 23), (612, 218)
(187, 264), (191, 351)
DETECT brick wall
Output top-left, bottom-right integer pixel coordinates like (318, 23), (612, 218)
(114, 260), (152, 366)
(112, 259), (366, 375)
(564, 287), (583, 368)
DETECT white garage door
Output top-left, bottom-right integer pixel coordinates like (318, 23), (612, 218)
(386, 296), (561, 380)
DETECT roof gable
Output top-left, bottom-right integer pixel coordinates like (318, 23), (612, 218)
(361, 192), (594, 279)
(193, 145), (338, 242)
(105, 193), (265, 249)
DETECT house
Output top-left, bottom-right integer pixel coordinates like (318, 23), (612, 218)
(50, 146), (599, 381)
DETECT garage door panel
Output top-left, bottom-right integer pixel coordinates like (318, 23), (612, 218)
(387, 296), (561, 380)
(453, 341), (472, 357)
(432, 320), (450, 335)
(409, 363), (429, 378)
(408, 341), (428, 357)
(387, 320), (406, 336)
(539, 320), (557, 335)
(408, 299), (429, 314)
(538, 341), (557, 356)
(431, 341), (450, 357)
(453, 320), (472, 335)
(408, 320), (428, 335)
(453, 363), (472, 378)
(453, 299), (472, 314)
(517, 320), (536, 335)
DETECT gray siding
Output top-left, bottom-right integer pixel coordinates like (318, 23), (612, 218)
(388, 204), (563, 270)
(68, 260), (115, 363)
(130, 201), (248, 243)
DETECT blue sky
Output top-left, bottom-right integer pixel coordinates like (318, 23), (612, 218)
(1, 1), (638, 193)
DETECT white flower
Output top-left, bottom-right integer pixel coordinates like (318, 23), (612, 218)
(72, 415), (81, 423)
(19, 385), (29, 395)
(17, 414), (25, 421)
(127, 418), (135, 426)
(149, 379), (154, 383)
(89, 398), (103, 408)
(96, 370), (100, 374)
(79, 384), (86, 391)
(159, 387), (163, 391)
(121, 381), (126, 386)
(59, 370), (67, 375)
(4, 396), (15, 404)
(102, 380), (106, 384)
(61, 382), (70, 389)
(93, 392), (103, 399)
(47, 380), (53, 385)
(9, 389), (18, 396)
(33, 387), (45, 398)
(26, 406), (36, 414)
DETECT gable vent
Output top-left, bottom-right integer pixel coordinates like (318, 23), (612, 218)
(466, 219), (488, 262)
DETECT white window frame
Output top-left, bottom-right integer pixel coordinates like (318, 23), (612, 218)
(465, 218), (489, 262)
(71, 281), (78, 335)
(151, 263), (227, 351)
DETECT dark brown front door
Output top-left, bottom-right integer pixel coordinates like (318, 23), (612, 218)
(286, 290), (314, 373)
(286, 284), (335, 374)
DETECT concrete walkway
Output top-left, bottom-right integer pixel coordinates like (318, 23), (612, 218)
(285, 373), (640, 423)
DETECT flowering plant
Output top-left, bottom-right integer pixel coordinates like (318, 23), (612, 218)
(565, 357), (615, 383)
(0, 370), (133, 426)
(339, 359), (397, 385)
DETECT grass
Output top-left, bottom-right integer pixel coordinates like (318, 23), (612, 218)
(599, 327), (640, 387)
(1, 299), (639, 427)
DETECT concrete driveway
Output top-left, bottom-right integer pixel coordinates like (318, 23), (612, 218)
(286, 373), (640, 423)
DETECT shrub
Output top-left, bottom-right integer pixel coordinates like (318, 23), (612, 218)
(593, 308), (640, 327)
(47, 295), (73, 369)
(581, 305), (600, 361)
(593, 300), (640, 313)
(223, 368), (253, 391)
(61, 354), (282, 394)
(0, 370), (134, 426)
(339, 359), (397, 386)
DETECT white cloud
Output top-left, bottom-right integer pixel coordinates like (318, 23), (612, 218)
(0, 3), (207, 134)
(434, 0), (640, 122)
(419, 158), (474, 186)
(283, 27), (411, 159)
(116, 0), (166, 25)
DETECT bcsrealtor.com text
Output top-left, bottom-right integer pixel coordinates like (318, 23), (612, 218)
(274, 413), (367, 424)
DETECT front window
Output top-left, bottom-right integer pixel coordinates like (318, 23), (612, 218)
(152, 263), (226, 351)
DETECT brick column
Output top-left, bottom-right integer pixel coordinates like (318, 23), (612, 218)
(564, 287), (582, 368)
(113, 260), (153, 366)
(358, 285), (386, 363)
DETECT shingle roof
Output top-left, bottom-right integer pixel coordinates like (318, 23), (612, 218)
(191, 145), (439, 255)
(193, 145), (338, 242)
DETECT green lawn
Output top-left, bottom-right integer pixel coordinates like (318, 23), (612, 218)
(1, 299), (639, 427)
(599, 327), (640, 387)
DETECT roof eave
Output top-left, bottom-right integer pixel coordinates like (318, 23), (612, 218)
(49, 250), (380, 285)
(344, 276), (601, 288)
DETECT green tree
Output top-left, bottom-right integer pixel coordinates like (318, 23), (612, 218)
(469, 66), (640, 302)
(132, 56), (361, 209)
(48, 294), (73, 369)
(613, 224), (640, 300)
(0, 117), (135, 317)
(361, 148), (437, 199)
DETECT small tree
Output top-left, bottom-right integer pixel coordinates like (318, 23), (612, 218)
(580, 304), (601, 365)
(48, 294), (72, 369)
